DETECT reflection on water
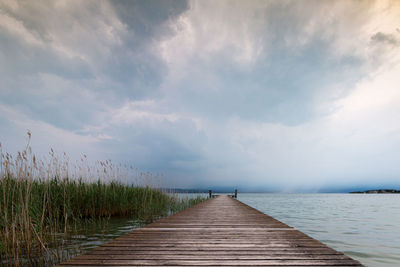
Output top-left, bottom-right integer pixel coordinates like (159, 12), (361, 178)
(64, 217), (145, 254)
(238, 193), (400, 267)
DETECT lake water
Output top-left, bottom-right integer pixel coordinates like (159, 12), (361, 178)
(64, 218), (145, 253)
(238, 193), (400, 267)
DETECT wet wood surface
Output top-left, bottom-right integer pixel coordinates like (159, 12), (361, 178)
(58, 195), (363, 266)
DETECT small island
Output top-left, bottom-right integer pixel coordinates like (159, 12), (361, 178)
(350, 189), (400, 194)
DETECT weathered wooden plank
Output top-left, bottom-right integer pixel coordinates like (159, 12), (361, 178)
(60, 259), (362, 266)
(58, 195), (363, 266)
(60, 266), (362, 267)
(136, 228), (295, 231)
(90, 247), (347, 252)
(72, 254), (354, 260)
(98, 245), (324, 249)
(88, 251), (346, 256)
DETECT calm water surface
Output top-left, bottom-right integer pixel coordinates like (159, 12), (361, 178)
(64, 218), (145, 253)
(238, 193), (400, 267)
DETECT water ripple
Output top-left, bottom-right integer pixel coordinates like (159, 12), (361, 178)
(239, 193), (400, 267)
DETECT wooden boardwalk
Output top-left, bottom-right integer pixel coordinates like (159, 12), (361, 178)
(59, 195), (363, 266)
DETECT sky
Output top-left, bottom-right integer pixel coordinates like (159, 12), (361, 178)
(1, 0), (400, 191)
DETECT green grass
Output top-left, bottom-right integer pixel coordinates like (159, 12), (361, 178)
(0, 133), (206, 266)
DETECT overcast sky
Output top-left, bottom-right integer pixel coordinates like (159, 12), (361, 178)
(1, 0), (400, 191)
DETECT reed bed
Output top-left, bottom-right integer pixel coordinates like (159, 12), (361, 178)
(0, 133), (205, 266)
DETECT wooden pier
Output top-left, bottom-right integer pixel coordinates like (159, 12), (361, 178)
(59, 195), (363, 266)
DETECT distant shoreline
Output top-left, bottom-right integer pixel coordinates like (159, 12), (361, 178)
(172, 188), (400, 194)
(350, 189), (400, 194)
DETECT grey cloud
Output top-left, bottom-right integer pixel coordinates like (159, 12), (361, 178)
(159, 2), (366, 126)
(371, 32), (399, 45)
(0, 0), (188, 132)
(91, 0), (188, 98)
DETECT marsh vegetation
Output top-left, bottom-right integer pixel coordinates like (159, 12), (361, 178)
(0, 133), (205, 266)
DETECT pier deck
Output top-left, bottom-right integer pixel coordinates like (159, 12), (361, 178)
(59, 195), (363, 266)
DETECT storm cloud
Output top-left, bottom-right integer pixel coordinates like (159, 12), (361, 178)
(1, 0), (400, 191)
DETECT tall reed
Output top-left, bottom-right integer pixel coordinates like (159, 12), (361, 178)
(0, 133), (205, 266)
